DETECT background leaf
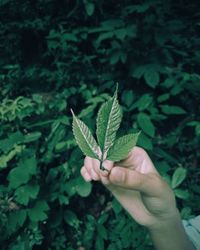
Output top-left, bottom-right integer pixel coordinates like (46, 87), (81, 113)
(28, 200), (49, 222)
(14, 184), (40, 205)
(172, 167), (187, 189)
(160, 105), (186, 115)
(75, 176), (92, 197)
(144, 68), (160, 88)
(137, 133), (153, 150)
(174, 189), (190, 200)
(137, 113), (155, 137)
(8, 155), (37, 189)
(0, 0), (199, 248)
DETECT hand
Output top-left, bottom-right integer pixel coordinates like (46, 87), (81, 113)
(81, 147), (195, 250)
(81, 146), (177, 228)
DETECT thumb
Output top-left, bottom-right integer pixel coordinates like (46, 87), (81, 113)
(109, 166), (163, 196)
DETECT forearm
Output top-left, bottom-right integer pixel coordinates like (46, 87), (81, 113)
(148, 209), (196, 250)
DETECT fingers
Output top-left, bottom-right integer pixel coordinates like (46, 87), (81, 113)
(116, 146), (158, 174)
(109, 166), (164, 197)
(80, 166), (92, 182)
(99, 160), (114, 177)
(83, 157), (100, 180)
(81, 157), (114, 184)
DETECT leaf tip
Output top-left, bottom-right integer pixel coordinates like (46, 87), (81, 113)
(70, 109), (75, 116)
(114, 82), (119, 97)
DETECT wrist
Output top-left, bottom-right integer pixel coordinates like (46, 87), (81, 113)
(147, 209), (195, 250)
(147, 207), (181, 232)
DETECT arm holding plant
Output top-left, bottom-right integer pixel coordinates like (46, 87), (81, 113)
(81, 146), (196, 250)
(71, 85), (196, 249)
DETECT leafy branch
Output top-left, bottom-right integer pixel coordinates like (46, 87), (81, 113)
(71, 84), (140, 171)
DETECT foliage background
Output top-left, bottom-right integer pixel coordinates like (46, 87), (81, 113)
(0, 0), (200, 249)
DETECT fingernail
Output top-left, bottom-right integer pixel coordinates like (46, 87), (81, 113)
(112, 168), (125, 184)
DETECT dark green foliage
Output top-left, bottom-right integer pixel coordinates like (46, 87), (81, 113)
(0, 0), (200, 249)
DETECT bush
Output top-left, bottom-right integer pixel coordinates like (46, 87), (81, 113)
(0, 0), (200, 249)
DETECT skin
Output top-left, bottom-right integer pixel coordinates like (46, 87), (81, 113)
(81, 146), (195, 250)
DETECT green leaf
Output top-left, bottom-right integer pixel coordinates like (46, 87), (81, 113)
(23, 132), (41, 143)
(55, 141), (68, 152)
(114, 28), (127, 40)
(28, 200), (49, 222)
(133, 94), (153, 111)
(122, 90), (135, 107)
(85, 2), (95, 16)
(144, 69), (160, 88)
(64, 210), (79, 227)
(112, 198), (122, 214)
(7, 210), (27, 232)
(76, 176), (92, 197)
(157, 93), (170, 103)
(110, 52), (120, 65)
(174, 189), (190, 200)
(137, 133), (153, 150)
(137, 113), (155, 137)
(131, 65), (146, 79)
(97, 224), (108, 240)
(8, 167), (29, 188)
(95, 31), (114, 47)
(0, 131), (24, 153)
(172, 167), (187, 189)
(72, 110), (101, 159)
(160, 105), (186, 115)
(95, 236), (105, 250)
(15, 184), (40, 205)
(107, 133), (140, 161)
(8, 155), (37, 188)
(96, 85), (122, 158)
(62, 33), (78, 42)
(0, 145), (24, 169)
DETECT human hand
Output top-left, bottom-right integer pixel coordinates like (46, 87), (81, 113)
(81, 146), (178, 229)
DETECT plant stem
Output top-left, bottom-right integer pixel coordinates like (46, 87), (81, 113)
(99, 156), (110, 173)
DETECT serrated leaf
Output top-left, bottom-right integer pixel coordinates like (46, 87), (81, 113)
(107, 133), (140, 161)
(172, 167), (187, 189)
(72, 110), (101, 159)
(96, 85), (122, 158)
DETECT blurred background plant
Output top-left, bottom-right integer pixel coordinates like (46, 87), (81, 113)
(0, 0), (200, 249)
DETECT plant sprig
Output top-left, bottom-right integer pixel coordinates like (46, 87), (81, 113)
(71, 84), (140, 171)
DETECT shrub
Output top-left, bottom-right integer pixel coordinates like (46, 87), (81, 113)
(0, 0), (199, 249)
